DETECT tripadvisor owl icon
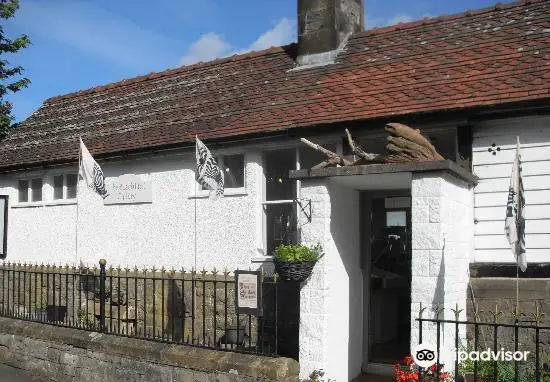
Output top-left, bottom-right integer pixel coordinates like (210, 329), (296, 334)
(412, 343), (438, 368)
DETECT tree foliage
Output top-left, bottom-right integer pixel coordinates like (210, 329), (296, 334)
(0, 0), (30, 140)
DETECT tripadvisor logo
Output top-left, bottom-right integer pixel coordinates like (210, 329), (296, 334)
(413, 343), (438, 368)
(413, 343), (530, 368)
(457, 348), (530, 362)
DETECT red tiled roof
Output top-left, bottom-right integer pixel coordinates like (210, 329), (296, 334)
(1, 0), (549, 170)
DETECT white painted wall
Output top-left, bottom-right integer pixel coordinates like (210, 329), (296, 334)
(411, 172), (473, 369)
(0, 150), (264, 271)
(472, 116), (550, 264)
(299, 180), (362, 381)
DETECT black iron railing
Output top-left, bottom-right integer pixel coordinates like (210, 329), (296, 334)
(0, 260), (281, 356)
(416, 302), (550, 382)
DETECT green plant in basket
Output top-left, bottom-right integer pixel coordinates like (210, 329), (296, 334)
(273, 243), (324, 282)
(273, 243), (324, 262)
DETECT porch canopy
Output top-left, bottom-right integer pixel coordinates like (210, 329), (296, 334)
(289, 159), (477, 381)
(289, 159), (478, 187)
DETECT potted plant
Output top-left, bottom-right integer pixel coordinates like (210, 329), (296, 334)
(393, 356), (453, 382)
(273, 243), (323, 282)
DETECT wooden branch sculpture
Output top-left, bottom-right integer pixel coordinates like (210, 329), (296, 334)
(300, 138), (354, 169)
(384, 123), (444, 162)
(300, 123), (445, 169)
(345, 129), (386, 163)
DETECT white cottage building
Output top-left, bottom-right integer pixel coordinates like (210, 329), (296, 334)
(0, 0), (549, 380)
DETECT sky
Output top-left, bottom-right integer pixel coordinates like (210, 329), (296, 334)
(4, 0), (514, 123)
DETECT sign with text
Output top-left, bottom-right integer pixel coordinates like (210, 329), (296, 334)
(104, 174), (152, 205)
(235, 270), (262, 316)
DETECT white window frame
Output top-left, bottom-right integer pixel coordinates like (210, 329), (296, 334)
(191, 153), (247, 198)
(14, 177), (44, 207)
(51, 173), (78, 202)
(259, 141), (341, 258)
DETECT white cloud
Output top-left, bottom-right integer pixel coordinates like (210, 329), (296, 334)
(387, 14), (413, 25)
(180, 32), (232, 65)
(179, 18), (296, 66)
(249, 18), (295, 51)
(16, 1), (179, 72)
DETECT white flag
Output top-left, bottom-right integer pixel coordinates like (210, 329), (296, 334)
(195, 137), (224, 198)
(79, 138), (109, 199)
(504, 137), (526, 272)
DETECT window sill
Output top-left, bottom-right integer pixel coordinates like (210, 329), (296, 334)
(251, 256), (274, 263)
(189, 187), (247, 199)
(12, 202), (44, 209)
(45, 200), (77, 206)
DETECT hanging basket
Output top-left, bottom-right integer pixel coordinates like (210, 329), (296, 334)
(274, 260), (317, 282)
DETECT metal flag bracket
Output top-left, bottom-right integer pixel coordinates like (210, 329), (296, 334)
(295, 198), (312, 226)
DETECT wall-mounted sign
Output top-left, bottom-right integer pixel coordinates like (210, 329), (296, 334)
(104, 174), (152, 205)
(0, 195), (7, 259)
(235, 270), (262, 316)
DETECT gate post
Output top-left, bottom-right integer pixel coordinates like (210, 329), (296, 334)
(99, 259), (107, 332)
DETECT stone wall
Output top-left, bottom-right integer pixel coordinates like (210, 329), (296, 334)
(0, 266), (276, 353)
(0, 317), (299, 382)
(467, 277), (550, 362)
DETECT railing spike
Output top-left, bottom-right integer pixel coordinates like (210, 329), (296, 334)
(419, 302), (427, 319)
(489, 302), (503, 323)
(451, 303), (463, 321)
(435, 303), (444, 320)
(531, 300), (545, 325)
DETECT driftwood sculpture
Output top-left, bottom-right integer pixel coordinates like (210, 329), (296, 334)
(302, 123), (444, 169)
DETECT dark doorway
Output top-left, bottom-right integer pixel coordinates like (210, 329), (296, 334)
(367, 195), (412, 364)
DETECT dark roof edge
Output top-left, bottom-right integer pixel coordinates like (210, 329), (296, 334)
(289, 159), (478, 186)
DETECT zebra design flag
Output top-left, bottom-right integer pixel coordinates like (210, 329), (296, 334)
(79, 138), (109, 199)
(504, 137), (526, 271)
(196, 137), (224, 198)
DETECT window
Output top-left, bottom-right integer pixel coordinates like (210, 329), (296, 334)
(0, 195), (6, 259)
(263, 149), (298, 256)
(261, 144), (338, 256)
(53, 174), (78, 200)
(221, 154), (245, 189)
(200, 154), (245, 190)
(18, 178), (43, 203)
(18, 180), (28, 203)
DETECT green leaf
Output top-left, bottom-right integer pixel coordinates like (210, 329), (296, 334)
(0, 0), (30, 140)
(273, 243), (324, 262)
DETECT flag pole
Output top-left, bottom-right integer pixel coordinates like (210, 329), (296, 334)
(194, 136), (197, 271)
(75, 138), (82, 266)
(516, 135), (520, 315)
(516, 259), (519, 315)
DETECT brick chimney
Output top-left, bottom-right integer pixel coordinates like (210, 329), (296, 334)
(297, 0), (364, 66)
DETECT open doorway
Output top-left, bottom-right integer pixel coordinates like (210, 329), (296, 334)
(363, 193), (412, 370)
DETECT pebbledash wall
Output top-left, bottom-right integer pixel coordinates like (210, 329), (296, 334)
(0, 149), (265, 271)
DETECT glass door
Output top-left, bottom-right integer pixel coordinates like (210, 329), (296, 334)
(368, 196), (412, 364)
